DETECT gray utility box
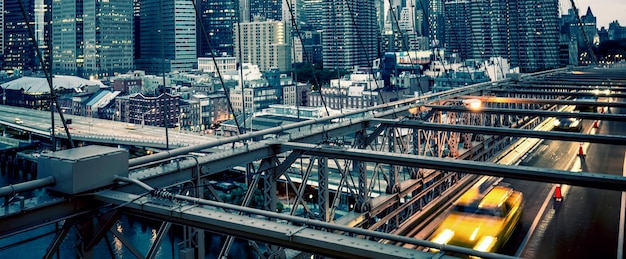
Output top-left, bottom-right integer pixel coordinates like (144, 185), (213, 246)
(38, 145), (129, 195)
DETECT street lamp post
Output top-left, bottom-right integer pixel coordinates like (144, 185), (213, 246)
(142, 108), (155, 128)
(1, 85), (7, 105)
(112, 110), (119, 121)
(178, 112), (185, 132)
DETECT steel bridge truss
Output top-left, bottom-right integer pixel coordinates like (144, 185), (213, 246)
(3, 67), (626, 258)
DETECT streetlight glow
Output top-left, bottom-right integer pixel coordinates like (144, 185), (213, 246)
(462, 98), (482, 111)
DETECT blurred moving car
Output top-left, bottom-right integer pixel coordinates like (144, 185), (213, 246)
(552, 117), (582, 132)
(574, 96), (598, 112)
(428, 185), (524, 254)
(14, 118), (23, 124)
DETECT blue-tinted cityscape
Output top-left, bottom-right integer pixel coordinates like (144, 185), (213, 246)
(1, 1), (626, 259)
(0, 0), (624, 132)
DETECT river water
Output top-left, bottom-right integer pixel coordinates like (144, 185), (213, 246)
(0, 145), (257, 258)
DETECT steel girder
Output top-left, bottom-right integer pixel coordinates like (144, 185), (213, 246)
(352, 129), (370, 213)
(460, 95), (626, 108)
(516, 83), (626, 90)
(280, 142), (626, 191)
(92, 190), (466, 259)
(488, 89), (626, 99)
(317, 156), (329, 222)
(427, 104), (626, 122)
(371, 119), (626, 145)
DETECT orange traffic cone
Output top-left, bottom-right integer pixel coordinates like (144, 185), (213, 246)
(593, 120), (599, 128)
(578, 143), (585, 156)
(554, 185), (563, 202)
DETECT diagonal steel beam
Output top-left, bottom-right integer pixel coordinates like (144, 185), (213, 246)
(425, 105), (626, 121)
(458, 95), (626, 108)
(370, 118), (626, 145)
(280, 142), (626, 191)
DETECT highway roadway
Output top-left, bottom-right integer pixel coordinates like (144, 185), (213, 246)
(1, 91), (625, 258)
(491, 103), (625, 258)
(403, 101), (625, 258)
(510, 104), (625, 259)
(0, 105), (219, 148)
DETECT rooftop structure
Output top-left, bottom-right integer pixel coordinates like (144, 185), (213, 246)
(1, 76), (106, 93)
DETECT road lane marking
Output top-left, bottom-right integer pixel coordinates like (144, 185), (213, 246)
(618, 152), (626, 259)
(515, 184), (556, 257)
(517, 126), (590, 257)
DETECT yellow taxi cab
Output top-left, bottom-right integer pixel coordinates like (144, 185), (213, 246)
(429, 185), (523, 254)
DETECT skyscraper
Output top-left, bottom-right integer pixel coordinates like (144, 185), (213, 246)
(3, 0), (52, 73)
(234, 18), (292, 72)
(509, 0), (560, 72)
(52, 0), (134, 78)
(323, 0), (380, 70)
(0, 0), (4, 67)
(196, 0), (239, 57)
(443, 0), (471, 59)
(136, 0), (196, 74)
(444, 0), (560, 73)
(249, 0), (282, 21)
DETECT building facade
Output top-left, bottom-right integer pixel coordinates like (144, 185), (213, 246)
(136, 0), (196, 74)
(198, 56), (237, 74)
(52, 0), (134, 79)
(0, 0), (3, 66)
(444, 0), (560, 73)
(509, 0), (560, 72)
(3, 0), (52, 73)
(322, 0), (379, 70)
(196, 0), (239, 57)
(249, 0), (282, 21)
(608, 21), (626, 41)
(233, 18), (292, 72)
(117, 93), (180, 127)
(191, 93), (230, 130)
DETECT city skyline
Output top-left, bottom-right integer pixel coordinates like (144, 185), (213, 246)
(560, 0), (626, 29)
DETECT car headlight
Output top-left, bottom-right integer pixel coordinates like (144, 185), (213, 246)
(432, 229), (455, 245)
(473, 236), (497, 252)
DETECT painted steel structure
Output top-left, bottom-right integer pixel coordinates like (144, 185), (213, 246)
(1, 66), (626, 258)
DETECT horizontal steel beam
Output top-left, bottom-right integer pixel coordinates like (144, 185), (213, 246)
(93, 190), (464, 259)
(118, 142), (277, 193)
(486, 89), (626, 98)
(459, 95), (626, 108)
(280, 142), (626, 191)
(0, 197), (104, 239)
(516, 83), (626, 90)
(425, 105), (626, 121)
(369, 118), (626, 145)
